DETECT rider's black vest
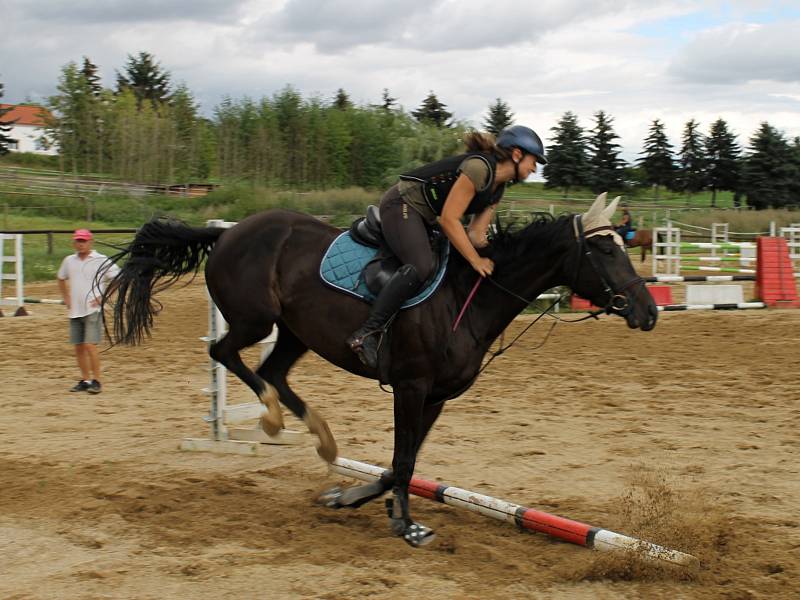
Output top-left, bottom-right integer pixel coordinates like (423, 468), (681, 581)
(399, 153), (505, 216)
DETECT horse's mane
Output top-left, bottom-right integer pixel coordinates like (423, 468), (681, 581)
(488, 212), (573, 266)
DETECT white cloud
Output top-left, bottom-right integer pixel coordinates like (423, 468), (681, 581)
(2, 0), (799, 163)
(669, 21), (800, 84)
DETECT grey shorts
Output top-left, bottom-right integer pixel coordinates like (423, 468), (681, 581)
(70, 312), (103, 345)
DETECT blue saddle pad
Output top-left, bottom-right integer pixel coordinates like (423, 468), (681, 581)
(625, 230), (636, 241)
(319, 232), (449, 308)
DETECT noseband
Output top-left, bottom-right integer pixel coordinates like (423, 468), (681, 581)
(572, 215), (645, 316)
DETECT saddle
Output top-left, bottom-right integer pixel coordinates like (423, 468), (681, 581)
(319, 207), (448, 307)
(348, 205), (445, 296)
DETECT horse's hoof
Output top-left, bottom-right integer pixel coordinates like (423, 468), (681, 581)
(305, 406), (338, 463)
(317, 486), (344, 509)
(400, 523), (436, 548)
(259, 413), (283, 437)
(258, 385), (284, 435)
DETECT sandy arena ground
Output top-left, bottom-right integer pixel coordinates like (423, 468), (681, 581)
(1, 278), (799, 599)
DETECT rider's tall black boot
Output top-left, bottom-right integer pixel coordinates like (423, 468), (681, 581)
(347, 264), (422, 369)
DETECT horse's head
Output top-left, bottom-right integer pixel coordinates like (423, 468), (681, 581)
(567, 193), (657, 331)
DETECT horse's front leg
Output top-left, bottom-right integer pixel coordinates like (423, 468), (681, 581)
(387, 378), (436, 547)
(320, 399), (444, 511)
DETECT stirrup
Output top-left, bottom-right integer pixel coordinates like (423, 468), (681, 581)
(347, 328), (379, 352)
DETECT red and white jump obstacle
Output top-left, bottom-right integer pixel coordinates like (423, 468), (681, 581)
(332, 457), (698, 566)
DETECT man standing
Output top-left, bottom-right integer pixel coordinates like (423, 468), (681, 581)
(57, 229), (119, 394)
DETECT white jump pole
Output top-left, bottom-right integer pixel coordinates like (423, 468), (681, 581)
(330, 457), (698, 567)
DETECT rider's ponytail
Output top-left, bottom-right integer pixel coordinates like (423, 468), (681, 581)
(463, 131), (513, 161)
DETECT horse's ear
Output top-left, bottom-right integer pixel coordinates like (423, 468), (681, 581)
(602, 196), (620, 220)
(584, 192), (607, 219)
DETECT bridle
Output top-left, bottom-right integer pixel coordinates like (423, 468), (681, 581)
(571, 214), (646, 317)
(437, 214), (648, 398)
(468, 214), (645, 318)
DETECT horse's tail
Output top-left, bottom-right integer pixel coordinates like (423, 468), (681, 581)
(103, 218), (225, 345)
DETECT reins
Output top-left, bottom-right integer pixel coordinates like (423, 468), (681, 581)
(451, 214), (645, 369)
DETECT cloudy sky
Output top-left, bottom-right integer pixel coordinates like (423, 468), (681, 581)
(2, 0), (799, 163)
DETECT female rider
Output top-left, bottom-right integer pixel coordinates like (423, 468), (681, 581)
(347, 125), (547, 369)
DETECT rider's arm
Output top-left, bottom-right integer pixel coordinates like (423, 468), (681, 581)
(467, 204), (495, 248)
(57, 277), (71, 310)
(439, 174), (494, 277)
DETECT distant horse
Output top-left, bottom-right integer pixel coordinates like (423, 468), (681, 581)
(104, 193), (656, 547)
(625, 228), (652, 262)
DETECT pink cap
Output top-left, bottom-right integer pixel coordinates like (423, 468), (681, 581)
(72, 229), (93, 240)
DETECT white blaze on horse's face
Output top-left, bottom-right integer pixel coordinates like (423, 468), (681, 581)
(582, 192), (624, 247)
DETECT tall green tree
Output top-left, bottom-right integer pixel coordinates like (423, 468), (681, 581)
(333, 88), (352, 110)
(0, 81), (15, 155)
(637, 119), (675, 197)
(482, 98), (514, 135)
(116, 51), (172, 109)
(586, 110), (625, 193)
(47, 61), (107, 173)
(542, 111), (589, 196)
(741, 122), (798, 209)
(676, 118), (706, 197)
(81, 57), (103, 97)
(705, 118), (740, 207)
(380, 88), (397, 111)
(170, 84), (211, 181)
(411, 91), (452, 127)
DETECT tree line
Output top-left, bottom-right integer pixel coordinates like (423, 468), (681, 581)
(1, 52), (798, 208)
(543, 111), (800, 209)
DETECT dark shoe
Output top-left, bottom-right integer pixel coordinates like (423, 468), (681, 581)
(70, 380), (91, 392)
(87, 380), (102, 394)
(347, 264), (422, 369)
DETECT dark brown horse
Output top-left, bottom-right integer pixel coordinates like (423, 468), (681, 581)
(104, 193), (656, 547)
(625, 228), (653, 262)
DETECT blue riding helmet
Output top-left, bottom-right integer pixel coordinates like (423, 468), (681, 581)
(496, 125), (548, 165)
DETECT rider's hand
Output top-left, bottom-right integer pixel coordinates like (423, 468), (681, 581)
(471, 257), (494, 278)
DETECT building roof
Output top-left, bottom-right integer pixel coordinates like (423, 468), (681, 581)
(0, 104), (52, 127)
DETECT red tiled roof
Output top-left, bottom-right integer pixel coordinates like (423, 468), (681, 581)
(0, 104), (52, 127)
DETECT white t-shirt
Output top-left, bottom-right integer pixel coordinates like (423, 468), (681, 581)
(57, 250), (120, 318)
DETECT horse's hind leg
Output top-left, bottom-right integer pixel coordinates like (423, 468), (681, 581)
(209, 321), (285, 434)
(256, 325), (337, 463)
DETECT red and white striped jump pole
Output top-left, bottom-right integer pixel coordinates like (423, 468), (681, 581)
(330, 457), (698, 567)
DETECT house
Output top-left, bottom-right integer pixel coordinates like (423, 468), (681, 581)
(0, 104), (56, 155)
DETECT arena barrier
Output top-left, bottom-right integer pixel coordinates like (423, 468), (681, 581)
(653, 222), (800, 279)
(331, 457), (698, 566)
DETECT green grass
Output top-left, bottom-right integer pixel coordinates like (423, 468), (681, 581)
(4, 174), (798, 283)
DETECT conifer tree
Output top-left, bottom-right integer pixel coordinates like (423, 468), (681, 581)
(705, 118), (740, 207)
(676, 118), (706, 197)
(380, 88), (397, 111)
(81, 57), (103, 97)
(333, 88), (352, 110)
(411, 91), (452, 128)
(482, 98), (514, 135)
(116, 51), (172, 109)
(542, 111), (589, 195)
(0, 81), (15, 155)
(741, 122), (798, 209)
(586, 110), (625, 193)
(637, 119), (675, 197)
